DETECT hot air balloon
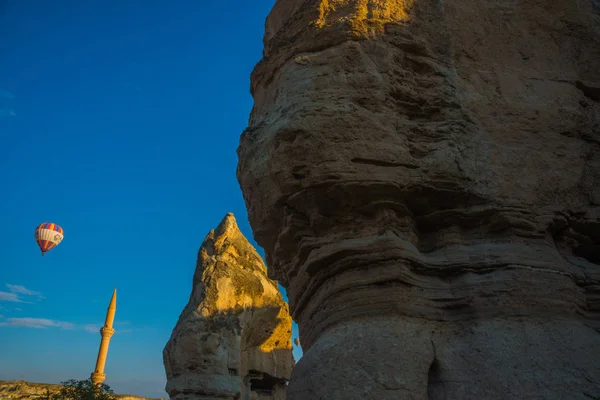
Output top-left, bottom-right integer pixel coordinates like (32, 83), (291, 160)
(34, 222), (64, 256)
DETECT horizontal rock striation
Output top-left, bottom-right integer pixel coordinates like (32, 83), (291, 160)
(237, 0), (600, 398)
(163, 213), (294, 400)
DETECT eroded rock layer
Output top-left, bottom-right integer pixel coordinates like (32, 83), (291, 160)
(163, 213), (294, 400)
(237, 0), (600, 398)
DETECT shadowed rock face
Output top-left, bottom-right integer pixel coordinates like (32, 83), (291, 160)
(163, 213), (294, 400)
(237, 0), (600, 398)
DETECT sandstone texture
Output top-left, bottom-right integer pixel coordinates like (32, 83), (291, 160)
(163, 213), (294, 400)
(237, 0), (600, 399)
(0, 380), (161, 400)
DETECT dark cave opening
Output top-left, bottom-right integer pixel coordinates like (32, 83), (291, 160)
(248, 369), (284, 396)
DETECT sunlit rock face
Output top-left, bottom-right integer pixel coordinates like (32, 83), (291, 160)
(0, 380), (162, 400)
(237, 0), (600, 398)
(163, 213), (294, 400)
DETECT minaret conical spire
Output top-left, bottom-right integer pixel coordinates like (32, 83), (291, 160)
(104, 288), (117, 326)
(91, 288), (117, 386)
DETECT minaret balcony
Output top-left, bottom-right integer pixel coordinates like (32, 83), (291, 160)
(100, 327), (115, 336)
(90, 372), (106, 385)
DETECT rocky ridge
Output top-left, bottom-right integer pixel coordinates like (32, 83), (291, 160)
(163, 213), (294, 400)
(237, 0), (600, 398)
(0, 380), (163, 400)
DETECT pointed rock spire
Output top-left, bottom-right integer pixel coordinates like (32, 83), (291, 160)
(163, 213), (294, 400)
(215, 212), (238, 236)
(195, 212), (267, 282)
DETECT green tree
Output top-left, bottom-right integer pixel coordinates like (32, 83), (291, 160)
(46, 378), (118, 400)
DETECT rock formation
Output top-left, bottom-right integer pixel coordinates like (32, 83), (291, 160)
(237, 0), (600, 398)
(163, 213), (294, 400)
(0, 380), (163, 400)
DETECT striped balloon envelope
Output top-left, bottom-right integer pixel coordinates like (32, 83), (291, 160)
(34, 222), (64, 256)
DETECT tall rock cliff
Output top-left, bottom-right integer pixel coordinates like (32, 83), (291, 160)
(237, 0), (600, 399)
(163, 213), (294, 400)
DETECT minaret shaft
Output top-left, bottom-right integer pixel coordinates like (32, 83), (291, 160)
(91, 289), (117, 386)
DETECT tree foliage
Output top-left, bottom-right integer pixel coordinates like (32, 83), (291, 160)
(45, 378), (118, 400)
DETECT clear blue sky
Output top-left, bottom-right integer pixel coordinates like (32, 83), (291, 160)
(0, 1), (302, 397)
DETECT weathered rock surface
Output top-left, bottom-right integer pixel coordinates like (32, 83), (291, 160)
(237, 0), (600, 399)
(0, 380), (162, 400)
(163, 213), (294, 400)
